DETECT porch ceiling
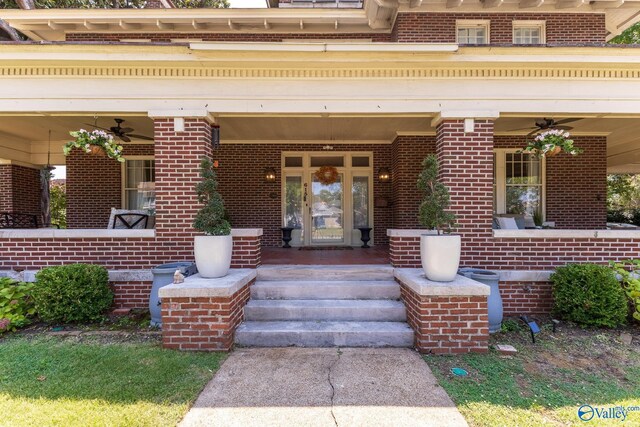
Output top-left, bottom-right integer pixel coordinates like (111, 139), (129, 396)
(1, 114), (640, 173)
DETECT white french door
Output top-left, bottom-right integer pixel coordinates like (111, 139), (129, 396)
(282, 152), (373, 247)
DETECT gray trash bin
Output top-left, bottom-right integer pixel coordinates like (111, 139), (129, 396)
(150, 262), (197, 327)
(458, 267), (503, 334)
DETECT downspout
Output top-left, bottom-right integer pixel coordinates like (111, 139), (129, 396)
(16, 0), (36, 9)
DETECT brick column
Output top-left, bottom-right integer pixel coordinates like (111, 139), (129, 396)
(435, 119), (494, 263)
(153, 117), (213, 240)
(0, 164), (42, 219)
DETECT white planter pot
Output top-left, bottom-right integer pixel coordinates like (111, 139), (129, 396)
(194, 235), (233, 278)
(420, 234), (461, 282)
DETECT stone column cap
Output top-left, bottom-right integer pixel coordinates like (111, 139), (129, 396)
(159, 269), (256, 298)
(395, 268), (490, 296)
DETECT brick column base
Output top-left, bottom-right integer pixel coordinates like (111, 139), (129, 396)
(160, 271), (255, 351)
(389, 234), (421, 267)
(395, 269), (489, 354)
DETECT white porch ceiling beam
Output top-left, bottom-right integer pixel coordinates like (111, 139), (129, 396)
(156, 20), (175, 30)
(482, 0), (504, 8)
(446, 0), (464, 8)
(555, 0), (587, 8)
(519, 0), (544, 8)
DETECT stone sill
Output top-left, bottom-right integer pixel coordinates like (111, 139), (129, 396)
(159, 269), (256, 298)
(1, 269), (154, 283)
(493, 229), (640, 239)
(0, 228), (263, 239)
(395, 268), (490, 296)
(387, 229), (640, 239)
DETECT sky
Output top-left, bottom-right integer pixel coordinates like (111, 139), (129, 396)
(229, 0), (268, 7)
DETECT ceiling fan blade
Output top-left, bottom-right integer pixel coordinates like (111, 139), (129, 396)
(118, 135), (131, 143)
(504, 126), (536, 132)
(525, 129), (539, 139)
(83, 123), (112, 132)
(554, 125), (573, 131)
(126, 134), (154, 141)
(554, 118), (581, 125)
(119, 127), (134, 133)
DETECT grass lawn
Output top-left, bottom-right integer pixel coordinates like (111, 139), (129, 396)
(0, 334), (225, 427)
(425, 319), (640, 427)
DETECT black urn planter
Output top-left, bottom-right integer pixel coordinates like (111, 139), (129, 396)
(357, 227), (372, 248)
(281, 227), (294, 248)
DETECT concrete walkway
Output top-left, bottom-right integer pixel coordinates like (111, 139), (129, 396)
(180, 348), (468, 427)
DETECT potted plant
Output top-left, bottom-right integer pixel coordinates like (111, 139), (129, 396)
(193, 157), (232, 278)
(521, 129), (583, 158)
(417, 155), (459, 282)
(63, 129), (125, 162)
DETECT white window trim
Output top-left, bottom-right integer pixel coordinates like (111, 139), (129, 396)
(121, 156), (155, 210)
(512, 20), (546, 45)
(456, 19), (491, 45)
(494, 149), (546, 219)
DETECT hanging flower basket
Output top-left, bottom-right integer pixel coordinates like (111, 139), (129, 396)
(63, 129), (125, 163)
(314, 166), (339, 185)
(521, 129), (583, 158)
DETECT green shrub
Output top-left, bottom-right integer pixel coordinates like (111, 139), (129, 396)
(0, 278), (36, 332)
(33, 264), (113, 324)
(551, 264), (628, 327)
(609, 259), (640, 322)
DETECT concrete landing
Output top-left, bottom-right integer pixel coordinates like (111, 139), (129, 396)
(179, 348), (468, 427)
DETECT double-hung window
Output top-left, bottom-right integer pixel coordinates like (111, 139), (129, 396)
(513, 21), (546, 45)
(456, 20), (490, 45)
(494, 150), (545, 218)
(122, 157), (155, 212)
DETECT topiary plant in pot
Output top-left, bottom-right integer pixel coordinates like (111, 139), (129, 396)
(193, 157), (232, 278)
(417, 155), (459, 282)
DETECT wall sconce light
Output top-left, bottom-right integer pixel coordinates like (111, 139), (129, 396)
(212, 124), (220, 149)
(264, 167), (277, 183)
(378, 167), (391, 183)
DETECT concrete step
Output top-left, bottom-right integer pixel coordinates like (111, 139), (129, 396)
(256, 265), (394, 282)
(235, 321), (414, 348)
(250, 280), (401, 300)
(244, 299), (407, 322)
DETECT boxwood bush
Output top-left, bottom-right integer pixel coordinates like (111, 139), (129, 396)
(33, 264), (113, 324)
(551, 264), (628, 327)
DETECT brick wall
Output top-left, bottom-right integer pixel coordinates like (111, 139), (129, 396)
(391, 136), (436, 229)
(392, 12), (607, 45)
(67, 145), (153, 228)
(400, 282), (489, 354)
(391, 135), (607, 231)
(500, 281), (553, 315)
(389, 235), (640, 270)
(112, 280), (152, 309)
(0, 165), (42, 220)
(66, 32), (391, 42)
(161, 279), (253, 351)
(215, 143), (393, 246)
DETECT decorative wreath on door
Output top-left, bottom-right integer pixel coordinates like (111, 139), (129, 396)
(314, 166), (339, 185)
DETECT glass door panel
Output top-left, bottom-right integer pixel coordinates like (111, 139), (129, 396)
(311, 173), (344, 244)
(352, 176), (369, 228)
(284, 175), (304, 246)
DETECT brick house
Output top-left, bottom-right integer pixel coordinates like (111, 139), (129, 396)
(1, 0), (639, 352)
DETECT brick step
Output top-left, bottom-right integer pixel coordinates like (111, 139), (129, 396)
(250, 280), (401, 300)
(235, 321), (414, 348)
(256, 265), (394, 282)
(244, 299), (407, 322)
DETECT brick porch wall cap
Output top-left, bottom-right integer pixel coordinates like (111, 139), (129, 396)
(159, 269), (256, 298)
(0, 228), (262, 238)
(395, 268), (490, 296)
(387, 229), (438, 237)
(494, 229), (640, 238)
(16, 269), (155, 283)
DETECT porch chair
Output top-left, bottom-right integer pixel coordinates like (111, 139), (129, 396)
(107, 208), (152, 230)
(0, 212), (39, 229)
(493, 214), (536, 230)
